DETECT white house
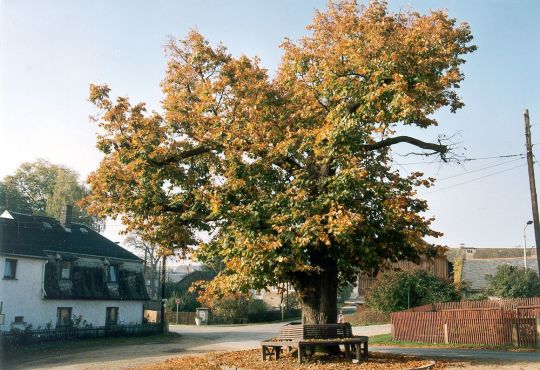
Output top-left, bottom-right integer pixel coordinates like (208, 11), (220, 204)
(0, 206), (148, 330)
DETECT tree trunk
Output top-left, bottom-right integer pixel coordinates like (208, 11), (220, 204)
(293, 262), (338, 324)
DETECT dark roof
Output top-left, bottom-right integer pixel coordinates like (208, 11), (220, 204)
(0, 211), (141, 261)
(472, 248), (536, 259)
(445, 247), (537, 262)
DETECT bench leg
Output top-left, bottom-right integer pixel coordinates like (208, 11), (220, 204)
(261, 346), (267, 361)
(344, 344), (351, 359)
(356, 343), (361, 361)
(298, 344), (303, 363)
(362, 342), (368, 359)
(275, 346), (281, 360)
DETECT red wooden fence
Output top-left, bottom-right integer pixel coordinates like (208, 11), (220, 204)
(391, 298), (540, 347)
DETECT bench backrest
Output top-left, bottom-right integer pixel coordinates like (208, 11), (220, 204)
(278, 323), (353, 341)
(303, 323), (353, 339)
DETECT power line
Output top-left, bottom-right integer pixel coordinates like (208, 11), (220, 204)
(437, 157), (525, 182)
(463, 153), (526, 161)
(395, 152), (526, 166)
(420, 163), (527, 195)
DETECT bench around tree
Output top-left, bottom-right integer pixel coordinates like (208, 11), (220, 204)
(260, 322), (368, 363)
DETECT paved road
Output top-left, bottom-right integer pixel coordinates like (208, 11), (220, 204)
(1, 323), (391, 370)
(2, 323), (539, 369)
(168, 322), (392, 352)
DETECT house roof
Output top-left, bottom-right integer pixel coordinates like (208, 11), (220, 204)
(471, 248), (537, 259)
(445, 247), (537, 262)
(462, 258), (539, 290)
(0, 211), (141, 261)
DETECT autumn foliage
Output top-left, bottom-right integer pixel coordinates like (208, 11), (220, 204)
(84, 1), (475, 323)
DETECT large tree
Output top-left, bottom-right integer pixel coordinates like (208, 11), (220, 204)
(84, 1), (475, 323)
(1, 159), (102, 230)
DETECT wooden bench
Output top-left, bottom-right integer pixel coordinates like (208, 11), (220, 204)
(261, 322), (368, 363)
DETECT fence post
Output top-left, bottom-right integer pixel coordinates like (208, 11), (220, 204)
(443, 323), (449, 344)
(512, 322), (519, 347)
(536, 316), (540, 348)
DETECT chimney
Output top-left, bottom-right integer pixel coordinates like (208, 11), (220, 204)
(60, 205), (73, 229)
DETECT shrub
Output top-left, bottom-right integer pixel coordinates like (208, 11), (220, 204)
(485, 265), (540, 298)
(365, 270), (460, 313)
(211, 296), (250, 323)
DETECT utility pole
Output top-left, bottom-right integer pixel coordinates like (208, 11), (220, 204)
(160, 254), (167, 333)
(524, 109), (540, 275)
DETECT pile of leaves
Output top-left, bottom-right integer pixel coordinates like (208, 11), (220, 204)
(136, 349), (450, 370)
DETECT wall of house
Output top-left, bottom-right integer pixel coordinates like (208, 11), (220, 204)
(0, 255), (144, 330)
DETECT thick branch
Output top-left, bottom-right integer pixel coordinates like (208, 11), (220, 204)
(150, 145), (212, 165)
(362, 136), (448, 155)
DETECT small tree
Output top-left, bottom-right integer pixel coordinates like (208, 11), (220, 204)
(124, 233), (161, 300)
(366, 270), (460, 313)
(485, 265), (540, 299)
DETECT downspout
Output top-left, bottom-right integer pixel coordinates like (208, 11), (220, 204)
(41, 259), (48, 298)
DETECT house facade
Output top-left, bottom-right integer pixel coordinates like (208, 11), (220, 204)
(0, 207), (148, 330)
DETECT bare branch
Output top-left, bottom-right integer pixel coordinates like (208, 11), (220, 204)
(362, 136), (448, 158)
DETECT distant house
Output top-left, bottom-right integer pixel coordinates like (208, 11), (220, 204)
(448, 246), (539, 291)
(0, 206), (148, 330)
(166, 264), (202, 283)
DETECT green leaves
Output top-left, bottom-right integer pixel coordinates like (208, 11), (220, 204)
(366, 270), (461, 313)
(486, 265), (540, 299)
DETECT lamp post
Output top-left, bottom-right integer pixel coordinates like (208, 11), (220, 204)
(524, 220), (533, 269)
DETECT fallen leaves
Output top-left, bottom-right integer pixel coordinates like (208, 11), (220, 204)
(135, 349), (452, 370)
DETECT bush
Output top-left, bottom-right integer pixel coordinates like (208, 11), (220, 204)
(485, 265), (540, 298)
(365, 270), (460, 313)
(211, 296), (250, 323)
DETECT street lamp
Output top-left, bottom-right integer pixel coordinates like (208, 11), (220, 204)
(524, 220), (533, 269)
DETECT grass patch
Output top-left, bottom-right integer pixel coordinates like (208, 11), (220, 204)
(368, 333), (540, 352)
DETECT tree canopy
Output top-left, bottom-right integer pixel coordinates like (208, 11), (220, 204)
(84, 0), (475, 323)
(486, 265), (540, 299)
(1, 159), (102, 230)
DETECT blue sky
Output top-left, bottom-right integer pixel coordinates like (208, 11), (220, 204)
(1, 0), (539, 248)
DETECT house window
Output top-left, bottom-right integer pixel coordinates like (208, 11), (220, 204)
(3, 259), (17, 279)
(14, 316), (24, 324)
(57, 307), (72, 327)
(106, 307), (119, 326)
(107, 265), (118, 283)
(61, 261), (72, 280)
